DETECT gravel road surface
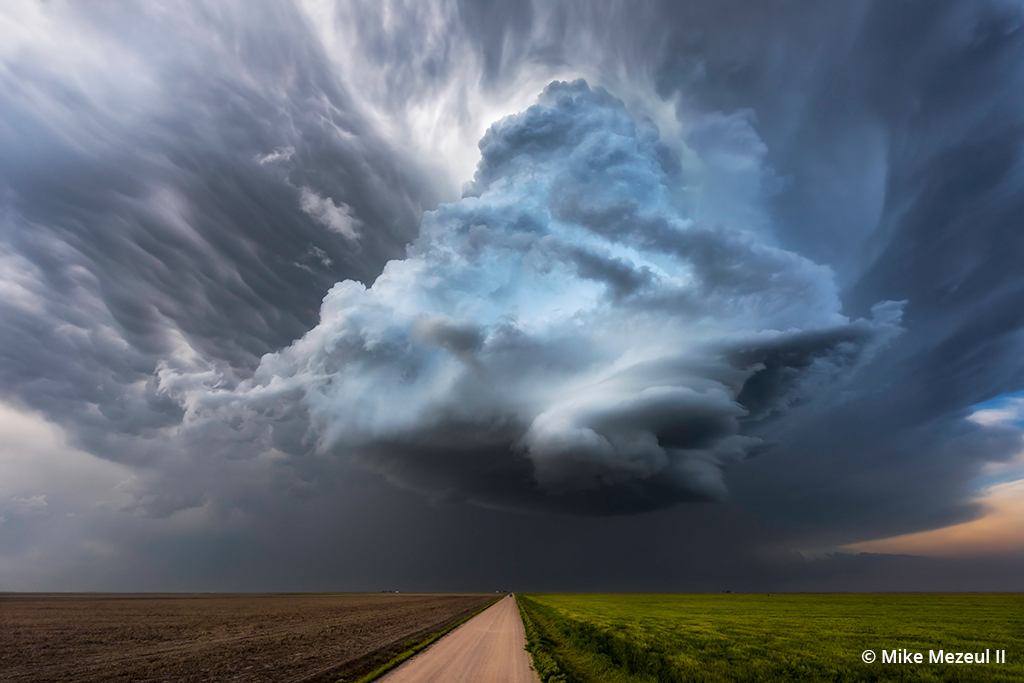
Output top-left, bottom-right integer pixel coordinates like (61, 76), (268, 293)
(378, 594), (539, 683)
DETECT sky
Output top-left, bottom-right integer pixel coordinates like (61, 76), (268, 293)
(2, 0), (1024, 592)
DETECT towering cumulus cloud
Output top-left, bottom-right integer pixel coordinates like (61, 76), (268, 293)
(162, 81), (902, 514)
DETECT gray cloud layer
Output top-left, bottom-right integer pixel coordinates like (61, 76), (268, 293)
(2, 0), (1024, 589)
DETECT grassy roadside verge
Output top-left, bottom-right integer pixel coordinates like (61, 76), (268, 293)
(516, 593), (1024, 683)
(517, 594), (683, 683)
(516, 594), (569, 683)
(350, 595), (504, 683)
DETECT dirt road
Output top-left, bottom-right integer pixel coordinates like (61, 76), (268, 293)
(379, 594), (540, 683)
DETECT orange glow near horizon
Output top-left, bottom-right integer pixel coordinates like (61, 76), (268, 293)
(849, 478), (1024, 557)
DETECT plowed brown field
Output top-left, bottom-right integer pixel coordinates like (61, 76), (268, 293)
(0, 592), (496, 683)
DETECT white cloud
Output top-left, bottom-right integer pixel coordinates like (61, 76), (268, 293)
(256, 146), (295, 165)
(299, 187), (361, 241)
(969, 397), (1024, 426)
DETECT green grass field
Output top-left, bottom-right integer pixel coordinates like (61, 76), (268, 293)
(517, 593), (1023, 682)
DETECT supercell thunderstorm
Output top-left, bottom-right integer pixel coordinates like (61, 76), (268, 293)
(161, 80), (903, 514)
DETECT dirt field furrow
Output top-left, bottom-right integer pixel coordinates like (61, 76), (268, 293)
(1, 593), (496, 683)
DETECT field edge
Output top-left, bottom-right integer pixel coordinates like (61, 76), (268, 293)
(516, 594), (569, 683)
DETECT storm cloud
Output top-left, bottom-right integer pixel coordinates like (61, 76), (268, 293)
(3, 0), (1024, 590)
(159, 80), (903, 514)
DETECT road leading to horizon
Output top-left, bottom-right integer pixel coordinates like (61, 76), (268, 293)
(379, 594), (540, 683)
